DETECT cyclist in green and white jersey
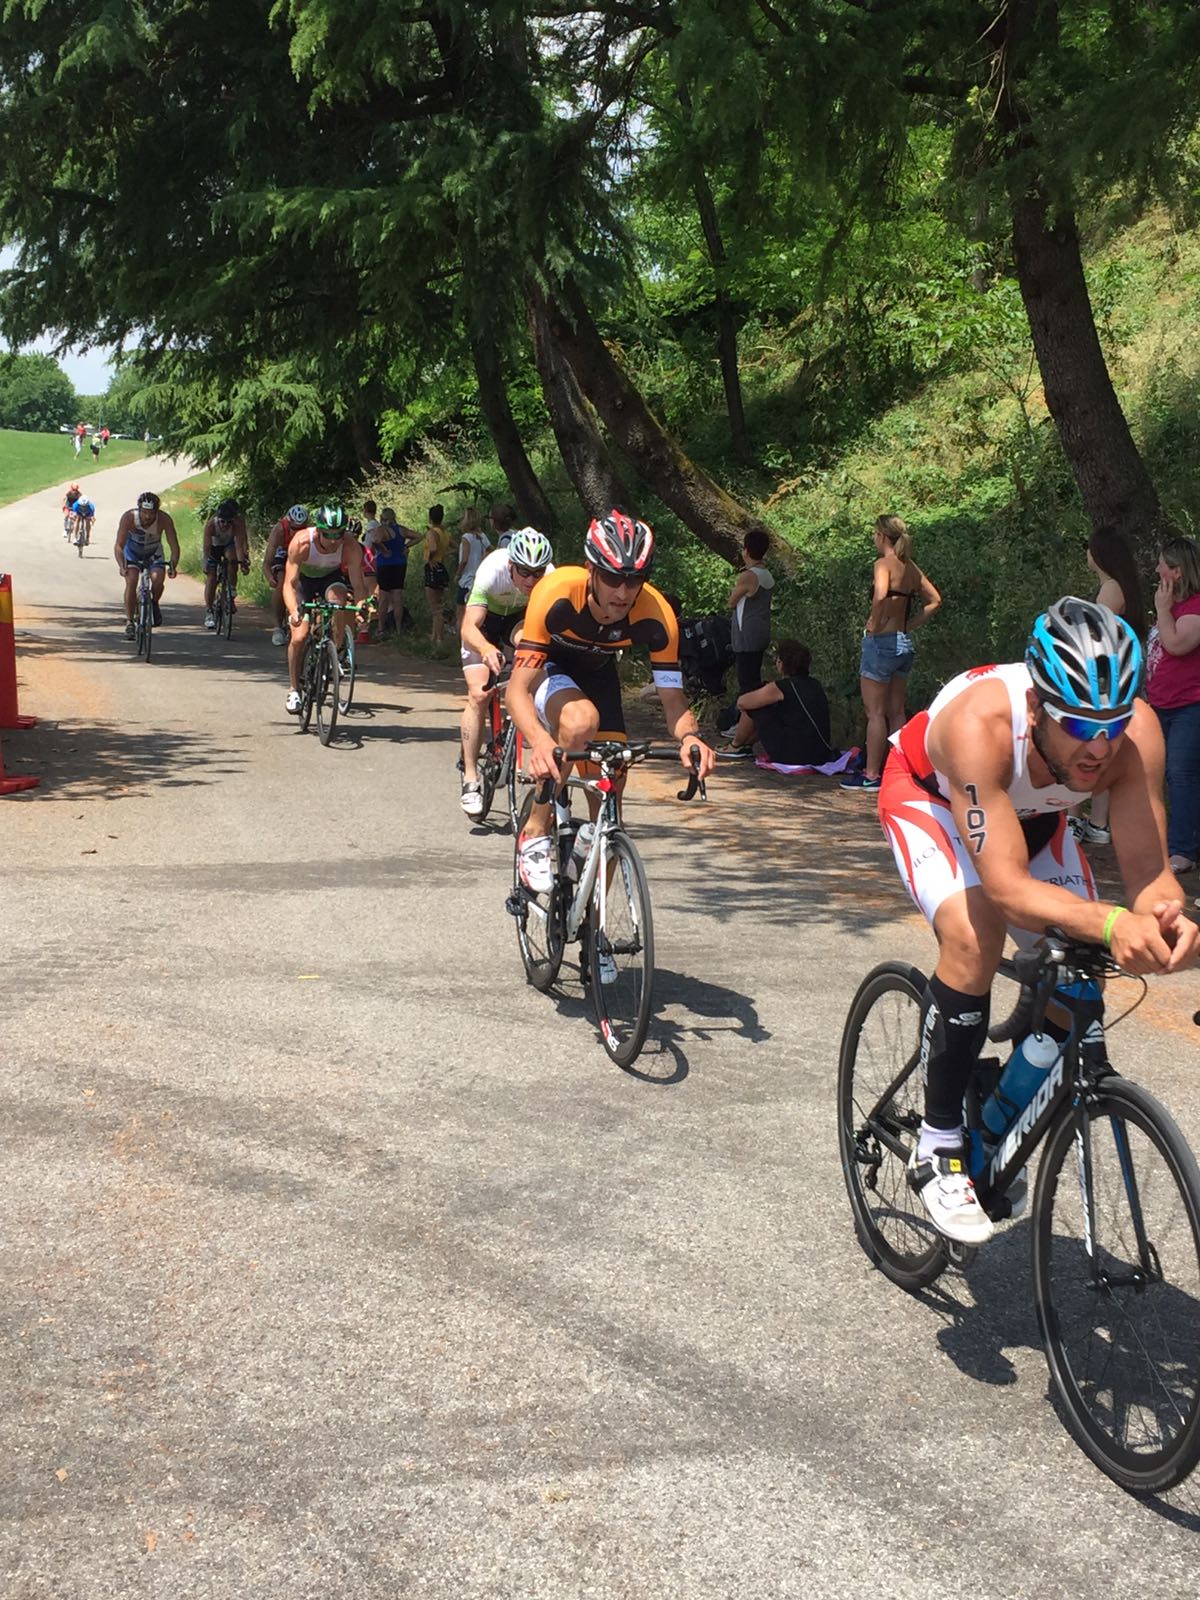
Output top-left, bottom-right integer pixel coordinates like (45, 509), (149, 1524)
(280, 505), (368, 715)
(459, 529), (554, 817)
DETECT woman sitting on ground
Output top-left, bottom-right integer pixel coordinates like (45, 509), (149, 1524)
(724, 640), (834, 766)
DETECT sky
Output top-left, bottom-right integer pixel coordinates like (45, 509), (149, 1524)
(0, 244), (116, 393)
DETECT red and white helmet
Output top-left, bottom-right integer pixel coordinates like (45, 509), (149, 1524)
(584, 508), (654, 576)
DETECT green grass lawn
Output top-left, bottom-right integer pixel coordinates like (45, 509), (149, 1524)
(0, 428), (152, 507)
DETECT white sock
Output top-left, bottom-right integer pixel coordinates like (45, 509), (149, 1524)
(918, 1120), (964, 1161)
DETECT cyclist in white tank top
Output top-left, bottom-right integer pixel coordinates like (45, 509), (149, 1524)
(878, 597), (1196, 1246)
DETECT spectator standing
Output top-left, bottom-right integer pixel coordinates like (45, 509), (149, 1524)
(1146, 534), (1200, 874)
(100, 426), (110, 447)
(727, 528), (776, 698)
(89, 434), (101, 463)
(841, 513), (942, 792)
(1077, 527), (1147, 844)
(454, 507), (490, 635)
(490, 502), (515, 549)
(359, 499), (381, 638)
(423, 503), (451, 648)
(723, 641), (834, 766)
(372, 506), (422, 636)
(73, 423), (83, 457)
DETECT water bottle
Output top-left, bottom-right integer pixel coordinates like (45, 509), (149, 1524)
(981, 1031), (1062, 1141)
(566, 822), (596, 882)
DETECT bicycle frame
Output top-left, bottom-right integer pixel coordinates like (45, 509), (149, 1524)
(558, 776), (624, 942)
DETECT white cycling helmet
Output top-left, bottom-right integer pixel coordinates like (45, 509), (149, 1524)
(508, 526), (553, 572)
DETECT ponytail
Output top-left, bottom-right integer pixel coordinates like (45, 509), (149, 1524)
(876, 514), (912, 561)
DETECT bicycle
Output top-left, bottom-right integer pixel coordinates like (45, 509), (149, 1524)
(132, 564), (155, 660)
(72, 514), (88, 558)
(838, 932), (1200, 1494)
(470, 667), (524, 832)
(506, 740), (705, 1069)
(210, 559), (236, 639)
(297, 600), (360, 745)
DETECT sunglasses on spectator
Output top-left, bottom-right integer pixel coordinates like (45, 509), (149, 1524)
(1041, 700), (1133, 743)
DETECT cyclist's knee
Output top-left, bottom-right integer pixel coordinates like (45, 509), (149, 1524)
(556, 698), (600, 745)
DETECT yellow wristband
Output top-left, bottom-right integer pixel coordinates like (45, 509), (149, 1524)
(1103, 906), (1127, 948)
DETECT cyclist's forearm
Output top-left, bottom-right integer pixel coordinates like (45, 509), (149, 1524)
(507, 682), (542, 747)
(986, 872), (1118, 946)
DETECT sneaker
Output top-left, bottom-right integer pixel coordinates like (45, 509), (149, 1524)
(285, 689), (302, 715)
(460, 781), (484, 819)
(204, 610), (216, 631)
(720, 744), (754, 761)
(518, 832), (555, 894)
(123, 620), (136, 641)
(151, 600), (163, 628)
(1078, 820), (1111, 847)
(839, 770), (881, 791)
(907, 1145), (995, 1246)
(271, 626), (287, 647)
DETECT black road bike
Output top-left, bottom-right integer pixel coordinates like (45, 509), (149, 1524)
(507, 741), (705, 1069)
(210, 559), (237, 639)
(297, 600), (360, 745)
(132, 564), (155, 660)
(839, 934), (1200, 1494)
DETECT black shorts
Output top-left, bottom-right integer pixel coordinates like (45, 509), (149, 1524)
(424, 561), (449, 591)
(542, 658), (625, 739)
(376, 564), (407, 593)
(298, 570), (350, 604)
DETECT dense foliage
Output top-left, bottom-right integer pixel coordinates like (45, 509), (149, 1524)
(0, 352), (75, 431)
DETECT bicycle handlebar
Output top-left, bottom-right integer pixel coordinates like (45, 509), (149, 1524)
(987, 930), (1115, 1044)
(529, 741), (706, 803)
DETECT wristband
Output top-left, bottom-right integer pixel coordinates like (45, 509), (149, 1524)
(1103, 906), (1127, 948)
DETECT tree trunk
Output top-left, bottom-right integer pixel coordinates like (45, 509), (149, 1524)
(527, 280), (630, 517)
(1000, 0), (1162, 548)
(691, 172), (752, 463)
(544, 278), (790, 569)
(468, 322), (556, 532)
(347, 412), (378, 473)
(676, 81), (752, 462)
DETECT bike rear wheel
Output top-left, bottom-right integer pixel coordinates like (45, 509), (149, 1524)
(589, 831), (654, 1069)
(837, 962), (947, 1291)
(316, 636), (340, 746)
(513, 790), (565, 991)
(1032, 1075), (1200, 1494)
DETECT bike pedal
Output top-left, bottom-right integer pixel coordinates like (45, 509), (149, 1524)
(504, 892), (526, 918)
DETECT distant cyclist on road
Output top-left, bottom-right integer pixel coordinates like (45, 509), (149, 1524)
(62, 483), (82, 538)
(280, 505), (368, 714)
(879, 596), (1199, 1246)
(202, 499), (250, 629)
(506, 509), (715, 891)
(458, 527), (554, 818)
(115, 492), (180, 638)
(72, 495), (96, 545)
(264, 504), (308, 646)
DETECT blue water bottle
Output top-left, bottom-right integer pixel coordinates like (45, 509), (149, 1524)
(981, 1031), (1062, 1141)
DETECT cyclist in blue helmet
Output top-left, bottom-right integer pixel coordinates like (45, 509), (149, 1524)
(876, 595), (1196, 1247)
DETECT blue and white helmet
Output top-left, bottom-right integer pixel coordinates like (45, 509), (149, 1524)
(1026, 596), (1142, 716)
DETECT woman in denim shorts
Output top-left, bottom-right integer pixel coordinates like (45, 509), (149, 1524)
(841, 514), (942, 791)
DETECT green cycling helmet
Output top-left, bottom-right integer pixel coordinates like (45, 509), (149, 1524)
(314, 504), (346, 534)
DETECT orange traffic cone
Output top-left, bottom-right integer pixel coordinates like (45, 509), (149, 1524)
(0, 573), (36, 730)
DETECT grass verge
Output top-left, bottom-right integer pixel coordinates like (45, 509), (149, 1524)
(0, 430), (151, 507)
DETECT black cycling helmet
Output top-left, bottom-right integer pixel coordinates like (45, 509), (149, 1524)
(216, 498), (240, 521)
(137, 491), (160, 511)
(1026, 596), (1143, 718)
(313, 504), (346, 535)
(584, 508), (654, 576)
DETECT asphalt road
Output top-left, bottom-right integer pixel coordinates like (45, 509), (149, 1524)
(3, 459), (1200, 1597)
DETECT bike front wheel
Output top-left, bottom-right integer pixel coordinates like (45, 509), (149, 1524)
(1032, 1075), (1200, 1494)
(137, 590), (153, 661)
(337, 632), (356, 713)
(221, 580), (235, 638)
(316, 636), (340, 746)
(513, 790), (565, 991)
(589, 831), (654, 1069)
(837, 961), (947, 1292)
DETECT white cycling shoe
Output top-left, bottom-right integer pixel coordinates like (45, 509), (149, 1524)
(285, 689), (302, 715)
(204, 609), (216, 630)
(460, 781), (484, 819)
(271, 626), (287, 647)
(907, 1145), (995, 1246)
(518, 832), (555, 894)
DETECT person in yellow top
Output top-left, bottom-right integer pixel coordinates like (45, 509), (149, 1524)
(423, 503), (452, 647)
(506, 508), (716, 892)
